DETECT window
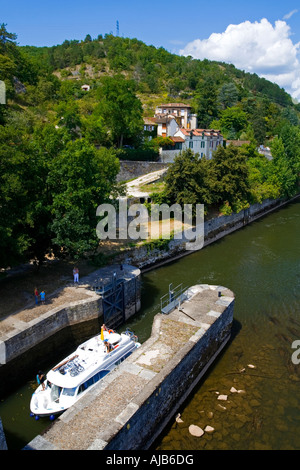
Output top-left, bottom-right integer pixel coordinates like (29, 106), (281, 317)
(50, 385), (62, 402)
(189, 142), (193, 149)
(201, 141), (205, 148)
(62, 387), (77, 397)
(78, 370), (110, 394)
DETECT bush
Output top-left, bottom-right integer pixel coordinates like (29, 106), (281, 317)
(220, 201), (233, 216)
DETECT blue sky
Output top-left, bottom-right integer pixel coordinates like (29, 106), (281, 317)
(2, 1), (300, 99)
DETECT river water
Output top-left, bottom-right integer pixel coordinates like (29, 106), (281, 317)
(0, 200), (299, 450)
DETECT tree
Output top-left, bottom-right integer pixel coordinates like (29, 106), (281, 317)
(212, 144), (250, 210)
(196, 78), (219, 128)
(96, 75), (144, 147)
(246, 154), (281, 203)
(55, 101), (81, 139)
(218, 82), (238, 109)
(47, 139), (120, 258)
(0, 23), (17, 53)
(219, 106), (248, 137)
(0, 53), (16, 79)
(0, 120), (54, 267)
(270, 136), (298, 198)
(249, 104), (267, 145)
(163, 149), (217, 209)
(81, 113), (109, 146)
(279, 124), (300, 177)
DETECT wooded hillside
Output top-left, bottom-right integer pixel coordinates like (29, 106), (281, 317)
(0, 25), (299, 268)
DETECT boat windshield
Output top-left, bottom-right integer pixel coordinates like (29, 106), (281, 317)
(50, 384), (62, 402)
(62, 387), (77, 397)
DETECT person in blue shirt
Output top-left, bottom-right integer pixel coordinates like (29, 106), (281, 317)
(40, 291), (45, 304)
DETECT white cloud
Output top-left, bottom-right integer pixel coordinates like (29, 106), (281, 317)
(283, 10), (298, 20)
(180, 18), (300, 100)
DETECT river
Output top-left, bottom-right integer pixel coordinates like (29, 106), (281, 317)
(0, 200), (299, 450)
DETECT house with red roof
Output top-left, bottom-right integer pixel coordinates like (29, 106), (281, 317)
(160, 128), (224, 162)
(143, 102), (224, 162)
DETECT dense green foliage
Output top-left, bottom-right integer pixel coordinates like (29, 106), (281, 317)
(0, 25), (299, 267)
(160, 139), (299, 215)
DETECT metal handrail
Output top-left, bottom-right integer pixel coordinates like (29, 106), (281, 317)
(160, 283), (190, 314)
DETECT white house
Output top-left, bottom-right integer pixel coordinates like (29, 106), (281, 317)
(155, 103), (198, 130)
(160, 128), (224, 162)
(155, 114), (178, 138)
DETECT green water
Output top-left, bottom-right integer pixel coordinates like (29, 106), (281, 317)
(130, 200), (300, 450)
(0, 200), (299, 450)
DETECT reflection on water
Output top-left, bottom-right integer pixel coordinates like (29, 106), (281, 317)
(0, 201), (299, 450)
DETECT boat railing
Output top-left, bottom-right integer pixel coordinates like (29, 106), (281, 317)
(122, 328), (139, 343)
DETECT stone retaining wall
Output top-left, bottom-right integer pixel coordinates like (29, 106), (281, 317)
(0, 292), (101, 365)
(118, 195), (299, 270)
(117, 161), (169, 182)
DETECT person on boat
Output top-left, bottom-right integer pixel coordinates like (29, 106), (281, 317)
(36, 371), (46, 390)
(104, 339), (113, 353)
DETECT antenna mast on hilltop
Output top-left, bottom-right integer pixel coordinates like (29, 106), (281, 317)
(116, 20), (119, 36)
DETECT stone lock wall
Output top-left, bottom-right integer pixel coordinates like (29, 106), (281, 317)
(103, 296), (234, 450)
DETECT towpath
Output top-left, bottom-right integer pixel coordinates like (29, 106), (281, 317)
(125, 168), (167, 198)
(0, 262), (131, 341)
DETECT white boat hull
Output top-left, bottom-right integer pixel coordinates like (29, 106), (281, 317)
(30, 329), (140, 418)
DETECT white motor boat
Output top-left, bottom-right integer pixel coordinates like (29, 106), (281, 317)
(30, 328), (140, 419)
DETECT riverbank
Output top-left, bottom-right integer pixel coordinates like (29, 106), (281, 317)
(117, 193), (300, 273)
